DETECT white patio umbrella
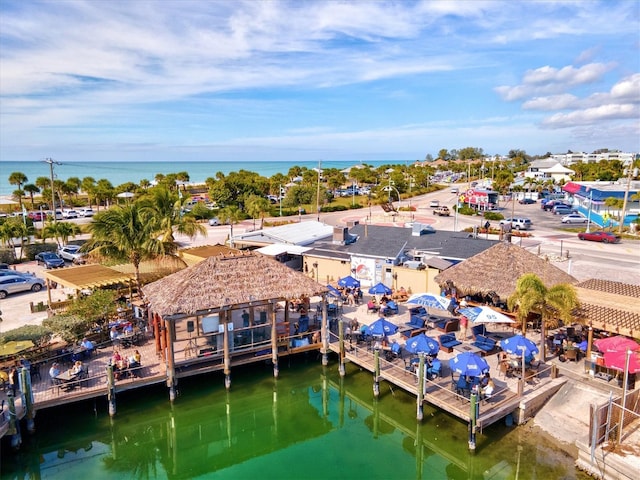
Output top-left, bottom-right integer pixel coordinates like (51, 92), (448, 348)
(457, 306), (515, 324)
(405, 292), (451, 312)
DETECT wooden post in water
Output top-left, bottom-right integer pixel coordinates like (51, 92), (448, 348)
(270, 303), (279, 378)
(106, 364), (116, 417)
(468, 392), (478, 451)
(223, 313), (231, 389)
(7, 394), (21, 449)
(338, 318), (345, 377)
(166, 318), (177, 402)
(416, 353), (425, 421)
(321, 295), (329, 366)
(373, 347), (380, 397)
(19, 367), (35, 434)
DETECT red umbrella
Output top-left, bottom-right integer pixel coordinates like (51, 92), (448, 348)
(603, 350), (640, 374)
(593, 336), (640, 353)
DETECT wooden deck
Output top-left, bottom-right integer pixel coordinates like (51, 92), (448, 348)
(1, 327), (324, 438)
(331, 341), (524, 429)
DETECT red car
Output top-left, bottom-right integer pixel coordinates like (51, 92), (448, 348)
(28, 211), (46, 221)
(577, 231), (621, 243)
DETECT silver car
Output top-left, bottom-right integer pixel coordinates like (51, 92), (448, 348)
(0, 274), (45, 299)
(561, 214), (587, 224)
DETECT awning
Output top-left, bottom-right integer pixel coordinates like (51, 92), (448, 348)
(44, 264), (134, 290)
(256, 244), (311, 257)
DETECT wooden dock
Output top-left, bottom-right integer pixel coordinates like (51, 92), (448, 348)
(331, 341), (526, 430)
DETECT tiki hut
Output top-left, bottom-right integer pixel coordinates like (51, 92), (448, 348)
(142, 251), (325, 318)
(433, 242), (578, 300)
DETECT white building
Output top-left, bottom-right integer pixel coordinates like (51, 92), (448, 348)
(525, 160), (575, 183)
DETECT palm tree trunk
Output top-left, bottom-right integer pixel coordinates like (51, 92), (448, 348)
(540, 317), (546, 362)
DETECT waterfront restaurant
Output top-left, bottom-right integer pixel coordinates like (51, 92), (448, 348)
(142, 251), (327, 398)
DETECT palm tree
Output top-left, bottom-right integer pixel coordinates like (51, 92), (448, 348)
(139, 187), (206, 244)
(84, 203), (167, 295)
(218, 205), (243, 247)
(508, 273), (579, 361)
(23, 184), (40, 208)
(245, 194), (271, 230)
(42, 221), (81, 247)
(8, 172), (28, 209)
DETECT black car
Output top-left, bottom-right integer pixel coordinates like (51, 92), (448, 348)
(35, 251), (65, 269)
(518, 198), (536, 205)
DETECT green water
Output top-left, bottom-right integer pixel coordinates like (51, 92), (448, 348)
(2, 359), (587, 479)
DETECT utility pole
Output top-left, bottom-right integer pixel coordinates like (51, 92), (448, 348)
(279, 183), (283, 217)
(44, 157), (61, 224)
(619, 157), (637, 234)
(316, 160), (322, 222)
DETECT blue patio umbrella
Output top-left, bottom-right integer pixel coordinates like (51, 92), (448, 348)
(368, 318), (398, 337)
(368, 282), (392, 295)
(449, 352), (490, 377)
(499, 335), (539, 356)
(405, 333), (439, 355)
(326, 285), (342, 298)
(405, 292), (451, 311)
(338, 275), (360, 289)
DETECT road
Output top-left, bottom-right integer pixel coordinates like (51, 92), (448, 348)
(2, 187), (639, 332)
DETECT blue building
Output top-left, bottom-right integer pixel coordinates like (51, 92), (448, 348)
(563, 181), (639, 228)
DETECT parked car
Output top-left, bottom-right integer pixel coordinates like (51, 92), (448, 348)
(577, 231), (621, 243)
(561, 214), (587, 224)
(0, 275), (45, 298)
(57, 245), (85, 263)
(518, 198), (536, 205)
(28, 211), (47, 221)
(62, 209), (79, 219)
(542, 200), (567, 211)
(35, 251), (66, 268)
(208, 217), (220, 226)
(552, 205), (575, 215)
(78, 207), (94, 217)
(499, 218), (532, 230)
(0, 270), (34, 278)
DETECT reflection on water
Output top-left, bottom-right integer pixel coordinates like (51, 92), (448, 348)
(2, 360), (587, 479)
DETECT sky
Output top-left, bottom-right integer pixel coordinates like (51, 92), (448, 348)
(0, 0), (639, 163)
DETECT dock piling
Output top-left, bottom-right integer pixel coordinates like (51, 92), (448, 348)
(106, 364), (117, 416)
(373, 347), (380, 397)
(338, 318), (345, 377)
(416, 353), (425, 421)
(19, 366), (35, 434)
(468, 392), (478, 451)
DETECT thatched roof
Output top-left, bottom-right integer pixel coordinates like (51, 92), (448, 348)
(142, 251), (326, 318)
(573, 279), (640, 340)
(433, 242), (577, 299)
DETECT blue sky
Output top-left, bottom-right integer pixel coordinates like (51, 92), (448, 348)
(0, 0), (638, 163)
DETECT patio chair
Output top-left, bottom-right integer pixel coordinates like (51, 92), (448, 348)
(385, 342), (402, 362)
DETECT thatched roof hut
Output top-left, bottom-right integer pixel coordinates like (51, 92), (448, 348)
(142, 251), (326, 318)
(433, 242), (577, 299)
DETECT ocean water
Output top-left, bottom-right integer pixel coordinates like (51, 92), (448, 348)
(0, 160), (396, 197)
(0, 360), (586, 479)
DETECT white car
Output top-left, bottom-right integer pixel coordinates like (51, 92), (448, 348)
(561, 214), (587, 224)
(78, 207), (95, 217)
(62, 209), (78, 219)
(57, 244), (85, 263)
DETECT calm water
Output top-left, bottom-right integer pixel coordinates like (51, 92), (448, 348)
(0, 160), (395, 197)
(1, 359), (586, 480)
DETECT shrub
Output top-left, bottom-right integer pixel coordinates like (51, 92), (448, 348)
(23, 242), (58, 261)
(483, 211), (504, 221)
(0, 324), (53, 348)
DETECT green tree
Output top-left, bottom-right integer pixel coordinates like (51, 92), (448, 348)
(81, 177), (97, 207)
(8, 172), (28, 209)
(218, 205), (243, 247)
(245, 194), (271, 229)
(508, 273), (579, 361)
(139, 187), (206, 244)
(42, 221), (81, 247)
(23, 184), (40, 208)
(84, 203), (166, 294)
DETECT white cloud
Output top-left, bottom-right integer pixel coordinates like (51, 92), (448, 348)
(542, 104), (638, 128)
(523, 94), (579, 111)
(496, 63), (612, 101)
